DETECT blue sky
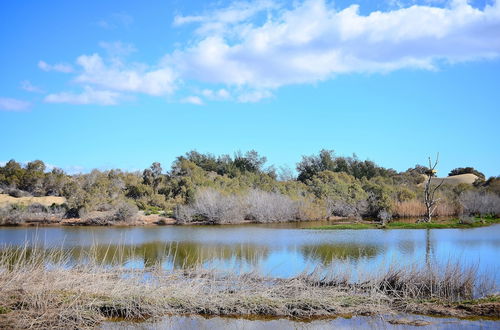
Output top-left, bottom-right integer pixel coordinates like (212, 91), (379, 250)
(1, 0), (499, 177)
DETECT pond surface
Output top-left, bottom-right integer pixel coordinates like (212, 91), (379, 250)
(101, 314), (499, 329)
(0, 222), (499, 279)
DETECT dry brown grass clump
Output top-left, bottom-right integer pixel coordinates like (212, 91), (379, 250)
(0, 194), (65, 208)
(0, 246), (497, 329)
(393, 200), (457, 218)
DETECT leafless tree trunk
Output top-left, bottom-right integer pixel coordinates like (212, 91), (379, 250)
(421, 153), (444, 223)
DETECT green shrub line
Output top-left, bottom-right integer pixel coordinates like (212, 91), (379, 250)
(1, 152), (500, 226)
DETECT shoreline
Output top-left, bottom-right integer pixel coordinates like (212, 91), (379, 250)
(309, 217), (500, 230)
(1, 216), (499, 230)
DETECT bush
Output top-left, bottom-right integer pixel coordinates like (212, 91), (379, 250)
(458, 215), (476, 225)
(175, 188), (301, 224)
(81, 202), (138, 225)
(459, 191), (500, 217)
(244, 189), (298, 222)
(113, 202), (138, 222)
(378, 209), (392, 223)
(5, 187), (31, 198)
(0, 203), (65, 225)
(326, 199), (366, 219)
(175, 188), (244, 224)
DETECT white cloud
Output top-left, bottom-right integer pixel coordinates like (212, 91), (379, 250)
(44, 86), (122, 106)
(40, 0), (500, 105)
(38, 60), (74, 73)
(0, 97), (31, 111)
(171, 0), (500, 89)
(20, 80), (44, 93)
(181, 95), (204, 105)
(201, 88), (231, 100)
(173, 0), (278, 35)
(237, 90), (272, 103)
(75, 54), (176, 96)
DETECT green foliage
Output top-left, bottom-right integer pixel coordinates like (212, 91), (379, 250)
(143, 162), (163, 193)
(0, 160), (24, 188)
(395, 187), (416, 202)
(1, 151), (491, 223)
(307, 171), (367, 209)
(475, 176), (500, 196)
(363, 179), (394, 217)
(297, 149), (396, 182)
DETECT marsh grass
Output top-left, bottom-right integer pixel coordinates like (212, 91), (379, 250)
(0, 244), (497, 329)
(311, 217), (500, 230)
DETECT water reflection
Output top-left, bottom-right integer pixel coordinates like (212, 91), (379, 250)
(102, 314), (500, 330)
(301, 243), (381, 265)
(0, 224), (498, 279)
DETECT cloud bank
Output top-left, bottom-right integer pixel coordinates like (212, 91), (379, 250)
(171, 0), (500, 88)
(40, 0), (500, 105)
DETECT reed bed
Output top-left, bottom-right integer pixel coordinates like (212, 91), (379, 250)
(393, 200), (457, 218)
(0, 245), (497, 329)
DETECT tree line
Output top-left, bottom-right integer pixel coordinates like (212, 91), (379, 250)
(1, 150), (499, 224)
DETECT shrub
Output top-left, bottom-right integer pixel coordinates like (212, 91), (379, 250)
(326, 199), (365, 219)
(0, 203), (65, 225)
(378, 209), (392, 223)
(459, 191), (500, 217)
(5, 187), (31, 198)
(244, 189), (298, 222)
(458, 215), (475, 225)
(176, 188), (302, 224)
(175, 188), (244, 224)
(113, 202), (138, 222)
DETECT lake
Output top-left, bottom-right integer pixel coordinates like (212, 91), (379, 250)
(0, 222), (498, 280)
(102, 314), (500, 330)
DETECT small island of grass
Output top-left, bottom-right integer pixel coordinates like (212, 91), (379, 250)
(309, 217), (500, 230)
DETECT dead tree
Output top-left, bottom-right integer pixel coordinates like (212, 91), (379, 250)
(420, 153), (444, 223)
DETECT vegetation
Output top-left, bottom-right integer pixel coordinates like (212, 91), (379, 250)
(311, 217), (500, 230)
(1, 150), (499, 226)
(0, 246), (497, 328)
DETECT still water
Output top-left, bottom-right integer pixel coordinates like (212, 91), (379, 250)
(101, 314), (500, 330)
(1, 222), (498, 278)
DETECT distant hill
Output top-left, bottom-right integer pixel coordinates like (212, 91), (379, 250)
(422, 173), (480, 186)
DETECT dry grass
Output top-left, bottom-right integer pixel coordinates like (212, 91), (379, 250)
(0, 246), (497, 329)
(393, 200), (457, 218)
(0, 194), (66, 208)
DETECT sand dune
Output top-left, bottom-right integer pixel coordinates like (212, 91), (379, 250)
(428, 173), (479, 186)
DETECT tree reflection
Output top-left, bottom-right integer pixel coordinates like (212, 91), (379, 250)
(4, 242), (271, 269)
(301, 243), (382, 265)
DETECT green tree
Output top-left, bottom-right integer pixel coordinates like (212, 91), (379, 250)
(20, 160), (46, 195)
(143, 162), (163, 193)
